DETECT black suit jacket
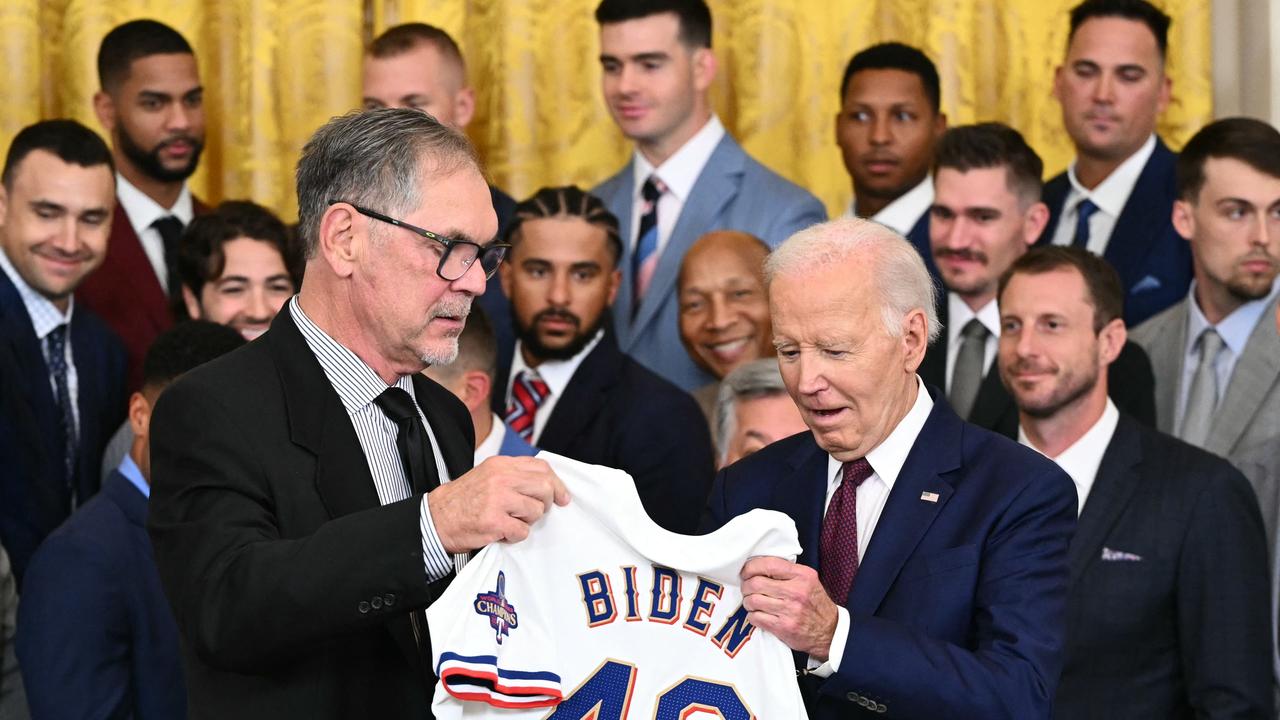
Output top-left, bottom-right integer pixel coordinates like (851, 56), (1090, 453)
(147, 305), (474, 719)
(0, 268), (126, 585)
(919, 296), (1156, 436)
(1039, 138), (1192, 327)
(495, 330), (715, 534)
(478, 184), (520, 370)
(1055, 414), (1273, 719)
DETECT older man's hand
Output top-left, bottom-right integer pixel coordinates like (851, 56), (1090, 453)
(741, 556), (839, 660)
(427, 456), (570, 553)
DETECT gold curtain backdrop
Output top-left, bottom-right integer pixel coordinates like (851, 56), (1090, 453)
(1, 0), (1210, 220)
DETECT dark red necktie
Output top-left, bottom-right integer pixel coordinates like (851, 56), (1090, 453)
(819, 458), (873, 605)
(504, 370), (550, 441)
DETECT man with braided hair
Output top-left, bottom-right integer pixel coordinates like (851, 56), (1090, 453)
(496, 185), (715, 533)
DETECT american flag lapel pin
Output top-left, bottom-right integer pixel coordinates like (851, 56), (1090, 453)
(920, 491), (940, 503)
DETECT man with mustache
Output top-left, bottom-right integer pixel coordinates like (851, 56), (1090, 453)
(1040, 0), (1191, 327)
(836, 42), (946, 282)
(0, 120), (126, 584)
(80, 20), (209, 391)
(998, 246), (1272, 718)
(920, 123), (1155, 437)
(496, 185), (714, 533)
(1131, 117), (1280, 469)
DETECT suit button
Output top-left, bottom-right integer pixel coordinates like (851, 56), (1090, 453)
(358, 601), (370, 614)
(846, 692), (861, 703)
(876, 704), (887, 713)
(384, 593), (397, 607)
(371, 596), (383, 610)
(860, 697), (872, 708)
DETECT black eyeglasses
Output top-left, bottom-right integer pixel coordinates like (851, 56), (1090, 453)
(331, 200), (510, 281)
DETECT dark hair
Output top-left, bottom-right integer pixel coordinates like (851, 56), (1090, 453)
(1068, 0), (1170, 58)
(435, 306), (498, 382)
(506, 186), (623, 267)
(97, 19), (194, 92)
(142, 320), (246, 392)
(2, 120), (114, 190)
(595, 0), (712, 48)
(368, 22), (466, 73)
(1176, 117), (1280, 201)
(839, 42), (940, 113)
(177, 200), (302, 299)
(934, 123), (1044, 205)
(998, 246), (1124, 332)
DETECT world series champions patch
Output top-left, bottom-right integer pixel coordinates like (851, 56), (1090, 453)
(473, 571), (519, 644)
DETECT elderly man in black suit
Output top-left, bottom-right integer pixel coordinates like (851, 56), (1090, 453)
(147, 109), (568, 719)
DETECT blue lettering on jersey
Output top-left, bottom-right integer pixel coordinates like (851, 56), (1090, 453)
(578, 570), (617, 627)
(648, 566), (682, 624)
(711, 604), (756, 658)
(683, 577), (724, 636)
(622, 565), (642, 622)
(473, 571), (519, 644)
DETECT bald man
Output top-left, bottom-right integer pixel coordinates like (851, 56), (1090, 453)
(678, 230), (774, 425)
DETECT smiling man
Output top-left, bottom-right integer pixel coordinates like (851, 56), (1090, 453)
(80, 20), (209, 391)
(1040, 0), (1191, 326)
(496, 185), (714, 533)
(591, 0), (825, 393)
(0, 120), (127, 584)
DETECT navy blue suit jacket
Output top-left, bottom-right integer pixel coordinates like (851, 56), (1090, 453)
(1039, 139), (1192, 326)
(16, 470), (185, 719)
(703, 387), (1077, 719)
(904, 210), (944, 292)
(0, 268), (127, 585)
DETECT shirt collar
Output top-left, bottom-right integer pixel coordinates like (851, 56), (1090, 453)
(289, 296), (414, 415)
(848, 175), (934, 236)
(826, 376), (934, 488)
(0, 245), (74, 338)
(117, 453), (150, 499)
(1018, 399), (1119, 513)
(1185, 277), (1280, 358)
(115, 172), (194, 237)
(631, 115), (726, 202)
(1066, 134), (1157, 217)
(509, 329), (605, 399)
(474, 412), (506, 463)
(947, 293), (1001, 346)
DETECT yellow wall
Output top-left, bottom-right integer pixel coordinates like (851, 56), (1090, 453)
(0, 0), (1210, 219)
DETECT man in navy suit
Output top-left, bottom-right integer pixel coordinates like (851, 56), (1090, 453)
(0, 119), (127, 585)
(1039, 0), (1191, 326)
(703, 217), (1077, 718)
(17, 321), (245, 720)
(591, 0), (826, 392)
(836, 42), (946, 284)
(496, 186), (715, 534)
(998, 246), (1272, 718)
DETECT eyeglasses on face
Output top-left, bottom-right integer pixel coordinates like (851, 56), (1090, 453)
(329, 200), (509, 281)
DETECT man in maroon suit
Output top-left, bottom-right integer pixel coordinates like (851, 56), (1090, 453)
(81, 19), (208, 390)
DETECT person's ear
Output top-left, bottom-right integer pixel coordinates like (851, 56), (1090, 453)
(128, 390), (153, 439)
(901, 308), (929, 374)
(1098, 317), (1126, 367)
(459, 369), (492, 414)
(93, 91), (117, 134)
(319, 203), (360, 277)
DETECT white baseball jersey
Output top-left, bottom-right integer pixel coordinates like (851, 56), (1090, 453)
(427, 452), (808, 719)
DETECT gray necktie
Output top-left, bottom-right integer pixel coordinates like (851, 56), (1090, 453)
(949, 319), (989, 420)
(1179, 328), (1225, 446)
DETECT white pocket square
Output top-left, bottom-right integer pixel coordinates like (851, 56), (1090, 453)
(1129, 275), (1162, 294)
(1101, 547), (1143, 562)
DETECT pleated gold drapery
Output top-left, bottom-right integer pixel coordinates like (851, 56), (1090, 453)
(0, 0), (1210, 219)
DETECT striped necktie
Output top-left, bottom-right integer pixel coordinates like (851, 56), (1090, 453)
(505, 370), (550, 442)
(632, 176), (666, 310)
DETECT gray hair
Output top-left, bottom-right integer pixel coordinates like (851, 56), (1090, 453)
(295, 108), (480, 260)
(715, 359), (790, 465)
(764, 217), (941, 342)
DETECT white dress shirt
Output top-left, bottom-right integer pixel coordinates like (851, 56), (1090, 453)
(1019, 399), (1119, 515)
(474, 412), (507, 465)
(504, 330), (604, 444)
(944, 294), (1001, 391)
(0, 248), (79, 437)
(1177, 277), (1280, 428)
(114, 173), (194, 290)
(810, 376), (934, 675)
(1050, 134), (1157, 255)
(843, 175), (934, 237)
(629, 115), (726, 258)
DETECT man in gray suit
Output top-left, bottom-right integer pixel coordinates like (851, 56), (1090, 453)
(1131, 117), (1280, 467)
(591, 0), (826, 391)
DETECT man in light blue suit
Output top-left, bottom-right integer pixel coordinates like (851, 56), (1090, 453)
(591, 0), (826, 392)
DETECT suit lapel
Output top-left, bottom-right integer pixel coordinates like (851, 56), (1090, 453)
(1207, 293), (1280, 456)
(1037, 173), (1070, 244)
(411, 374), (474, 480)
(1068, 416), (1144, 582)
(0, 271), (62, 482)
(600, 165), (639, 346)
(537, 336), (617, 452)
(772, 439), (829, 570)
(968, 367), (1016, 435)
(109, 204), (171, 331)
(70, 316), (105, 500)
(918, 301), (948, 389)
(849, 398), (961, 616)
(1149, 304), (1188, 434)
(1103, 140), (1176, 287)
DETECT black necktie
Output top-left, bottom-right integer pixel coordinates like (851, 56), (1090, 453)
(45, 324), (77, 496)
(374, 387), (440, 496)
(1072, 199), (1099, 249)
(152, 216), (185, 302)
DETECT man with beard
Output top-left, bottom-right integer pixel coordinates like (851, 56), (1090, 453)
(999, 246), (1272, 718)
(1131, 117), (1280, 469)
(81, 20), (208, 391)
(920, 123), (1154, 437)
(495, 186), (714, 533)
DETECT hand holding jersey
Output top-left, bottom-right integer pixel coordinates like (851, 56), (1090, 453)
(428, 455), (570, 550)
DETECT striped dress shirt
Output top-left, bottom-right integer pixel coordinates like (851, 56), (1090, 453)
(290, 296), (463, 581)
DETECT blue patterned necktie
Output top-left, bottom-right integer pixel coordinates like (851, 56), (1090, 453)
(45, 324), (77, 492)
(631, 177), (665, 314)
(1073, 198), (1099, 249)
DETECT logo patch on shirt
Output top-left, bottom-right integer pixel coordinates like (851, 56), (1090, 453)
(474, 571), (519, 644)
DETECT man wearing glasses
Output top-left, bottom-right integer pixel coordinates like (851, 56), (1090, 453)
(146, 109), (568, 719)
